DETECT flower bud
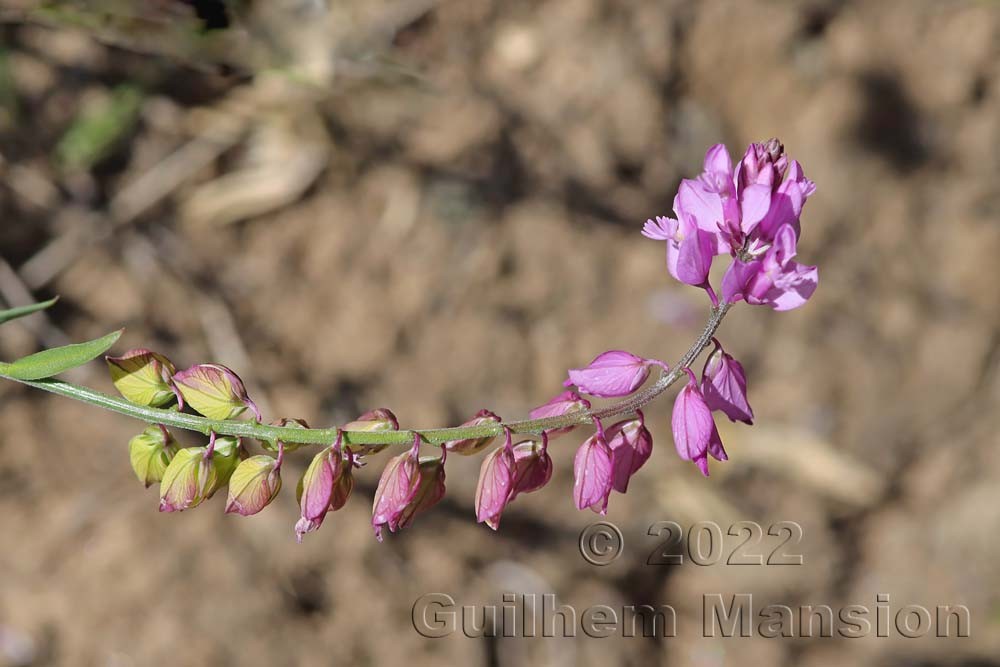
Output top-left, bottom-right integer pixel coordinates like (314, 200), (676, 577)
(295, 442), (344, 541)
(738, 138), (786, 190)
(343, 408), (399, 454)
(371, 449), (419, 541)
(475, 437), (515, 530)
(343, 408), (398, 432)
(529, 390), (591, 439)
(159, 447), (217, 512)
(573, 428), (614, 514)
(172, 364), (262, 421)
(510, 438), (553, 500)
(566, 351), (660, 398)
(268, 417), (310, 453)
(395, 455), (446, 531)
(371, 435), (444, 540)
(672, 369), (725, 476)
(106, 349), (179, 407)
(208, 435), (244, 496)
(225, 455), (282, 516)
(129, 425), (179, 487)
(700, 341), (754, 425)
(606, 413), (653, 494)
(443, 409), (501, 455)
(328, 459), (354, 512)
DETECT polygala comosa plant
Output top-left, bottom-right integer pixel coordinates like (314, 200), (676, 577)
(0, 140), (817, 541)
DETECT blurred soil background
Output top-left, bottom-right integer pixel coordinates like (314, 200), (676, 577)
(1, 0), (999, 665)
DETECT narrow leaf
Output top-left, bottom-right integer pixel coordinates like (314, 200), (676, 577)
(0, 329), (123, 380)
(0, 297), (59, 326)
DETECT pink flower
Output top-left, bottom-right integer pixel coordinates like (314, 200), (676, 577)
(671, 369), (727, 476)
(573, 425), (614, 514)
(606, 411), (653, 493)
(475, 432), (516, 530)
(565, 350), (667, 398)
(529, 390), (591, 438)
(701, 340), (754, 425)
(722, 223), (818, 311)
(509, 435), (553, 501)
(295, 434), (351, 541)
(475, 431), (552, 530)
(395, 454), (446, 532)
(371, 435), (446, 540)
(644, 139), (817, 306)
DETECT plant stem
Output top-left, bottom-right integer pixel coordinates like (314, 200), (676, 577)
(0, 304), (730, 449)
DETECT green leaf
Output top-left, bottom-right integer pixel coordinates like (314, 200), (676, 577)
(0, 297), (59, 326)
(0, 329), (123, 380)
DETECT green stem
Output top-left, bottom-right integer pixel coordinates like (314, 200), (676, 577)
(0, 304), (730, 449)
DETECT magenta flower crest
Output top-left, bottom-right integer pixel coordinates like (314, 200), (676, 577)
(644, 139), (818, 309)
(723, 223), (818, 311)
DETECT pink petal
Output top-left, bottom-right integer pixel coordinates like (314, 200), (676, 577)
(573, 433), (613, 513)
(676, 179), (723, 232)
(475, 445), (515, 529)
(702, 349), (754, 425)
(510, 441), (553, 500)
(721, 258), (760, 304)
(703, 143), (733, 176)
(765, 262), (818, 311)
(607, 419), (653, 493)
(641, 216), (677, 241)
(567, 350), (651, 398)
(739, 183), (773, 233)
(671, 381), (714, 463)
(371, 452), (419, 540)
(673, 228), (715, 287)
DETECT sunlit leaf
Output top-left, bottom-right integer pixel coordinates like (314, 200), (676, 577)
(0, 329), (123, 380)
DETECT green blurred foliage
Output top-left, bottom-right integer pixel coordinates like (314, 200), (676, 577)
(55, 84), (143, 171)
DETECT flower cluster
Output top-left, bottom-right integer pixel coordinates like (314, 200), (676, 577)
(556, 139), (817, 501)
(104, 139), (817, 540)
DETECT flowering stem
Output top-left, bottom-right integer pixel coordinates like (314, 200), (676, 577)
(0, 304), (730, 449)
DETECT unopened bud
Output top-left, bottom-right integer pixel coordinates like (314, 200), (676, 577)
(106, 349), (179, 407)
(225, 455), (282, 516)
(159, 447), (217, 512)
(343, 408), (399, 454)
(208, 435), (244, 496)
(529, 391), (591, 438)
(173, 364), (262, 421)
(268, 417), (310, 453)
(129, 425), (178, 487)
(443, 409), (501, 455)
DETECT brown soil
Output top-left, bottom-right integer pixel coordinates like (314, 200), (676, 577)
(1, 1), (999, 665)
